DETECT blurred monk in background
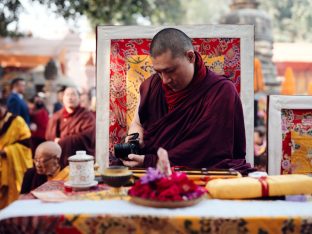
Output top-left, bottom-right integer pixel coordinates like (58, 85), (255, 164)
(0, 99), (32, 208)
(45, 87), (95, 167)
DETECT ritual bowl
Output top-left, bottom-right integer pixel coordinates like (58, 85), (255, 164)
(102, 166), (132, 188)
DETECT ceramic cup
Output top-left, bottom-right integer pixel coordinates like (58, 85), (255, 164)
(68, 151), (95, 186)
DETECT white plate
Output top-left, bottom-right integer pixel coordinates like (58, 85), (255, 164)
(64, 180), (98, 189)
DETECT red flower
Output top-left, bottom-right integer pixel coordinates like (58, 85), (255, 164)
(129, 171), (206, 201)
(129, 181), (153, 198)
(158, 185), (182, 201)
(156, 177), (173, 191)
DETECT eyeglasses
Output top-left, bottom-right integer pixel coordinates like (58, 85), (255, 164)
(33, 156), (57, 165)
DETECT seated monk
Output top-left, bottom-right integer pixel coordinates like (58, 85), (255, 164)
(21, 141), (69, 194)
(121, 28), (253, 174)
(0, 99), (33, 208)
(45, 87), (95, 167)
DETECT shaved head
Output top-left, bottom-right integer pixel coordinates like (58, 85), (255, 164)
(35, 141), (62, 159)
(150, 28), (194, 58)
(34, 141), (62, 175)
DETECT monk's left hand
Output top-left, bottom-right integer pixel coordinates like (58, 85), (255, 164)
(121, 154), (144, 167)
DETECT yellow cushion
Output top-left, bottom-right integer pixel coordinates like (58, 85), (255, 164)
(206, 174), (312, 199)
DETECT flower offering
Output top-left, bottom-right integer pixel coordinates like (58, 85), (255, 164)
(129, 167), (206, 202)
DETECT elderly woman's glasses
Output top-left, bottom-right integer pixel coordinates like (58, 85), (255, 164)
(33, 156), (57, 165)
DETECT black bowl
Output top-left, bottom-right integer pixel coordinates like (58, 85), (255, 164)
(102, 166), (132, 187)
(102, 173), (132, 187)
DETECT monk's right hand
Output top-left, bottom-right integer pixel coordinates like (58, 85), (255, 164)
(121, 154), (144, 168)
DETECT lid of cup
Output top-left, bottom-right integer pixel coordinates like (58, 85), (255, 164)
(68, 151), (94, 162)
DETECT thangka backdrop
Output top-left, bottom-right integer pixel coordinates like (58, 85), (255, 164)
(109, 38), (241, 154)
(281, 109), (312, 174)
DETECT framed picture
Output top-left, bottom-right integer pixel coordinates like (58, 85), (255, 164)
(268, 95), (312, 175)
(96, 25), (254, 171)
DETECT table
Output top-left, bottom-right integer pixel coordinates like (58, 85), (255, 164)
(1, 197), (312, 233)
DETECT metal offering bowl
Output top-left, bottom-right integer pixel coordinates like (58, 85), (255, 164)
(102, 166), (132, 188)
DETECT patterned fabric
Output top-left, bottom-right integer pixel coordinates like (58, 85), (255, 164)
(281, 109), (312, 174)
(109, 38), (240, 154)
(72, 188), (130, 201)
(3, 181), (312, 234)
(19, 180), (111, 200)
(1, 215), (312, 234)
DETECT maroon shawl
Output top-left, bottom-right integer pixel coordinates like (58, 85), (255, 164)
(162, 52), (207, 112)
(139, 52), (252, 173)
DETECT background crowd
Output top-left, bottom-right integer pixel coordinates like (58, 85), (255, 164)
(0, 77), (95, 208)
(1, 0), (312, 209)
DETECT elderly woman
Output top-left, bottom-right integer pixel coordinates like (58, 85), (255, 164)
(21, 141), (69, 194)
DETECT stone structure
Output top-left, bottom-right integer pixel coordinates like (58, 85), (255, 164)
(220, 0), (278, 92)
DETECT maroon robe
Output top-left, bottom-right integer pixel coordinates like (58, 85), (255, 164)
(139, 53), (252, 173)
(45, 106), (95, 167)
(20, 167), (47, 194)
(30, 107), (49, 156)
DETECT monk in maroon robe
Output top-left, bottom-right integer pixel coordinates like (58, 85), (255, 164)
(121, 28), (253, 174)
(45, 87), (95, 167)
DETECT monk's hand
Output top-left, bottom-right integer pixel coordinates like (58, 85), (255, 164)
(125, 133), (144, 147)
(54, 138), (60, 144)
(121, 154), (144, 167)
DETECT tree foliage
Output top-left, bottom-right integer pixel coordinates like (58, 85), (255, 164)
(2, 0), (312, 43)
(0, 0), (24, 37)
(0, 0), (184, 36)
(38, 0), (184, 26)
(181, 0), (231, 25)
(259, 0), (312, 42)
